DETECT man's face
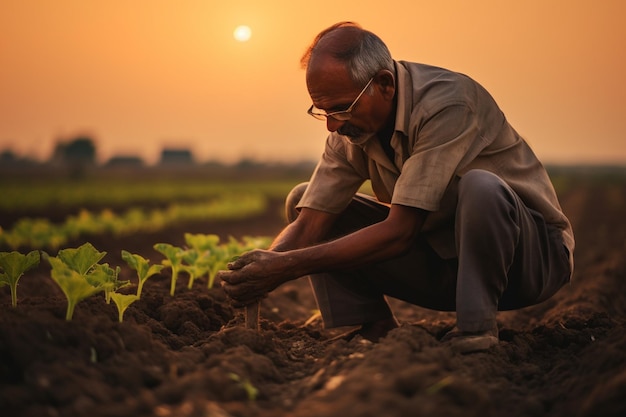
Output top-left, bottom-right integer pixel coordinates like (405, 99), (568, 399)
(306, 58), (382, 142)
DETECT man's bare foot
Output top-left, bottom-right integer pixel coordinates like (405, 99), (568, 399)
(357, 317), (399, 342)
(330, 317), (399, 343)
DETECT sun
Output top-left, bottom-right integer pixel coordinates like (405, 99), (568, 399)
(233, 25), (252, 42)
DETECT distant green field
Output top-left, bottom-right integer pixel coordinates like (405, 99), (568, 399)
(0, 194), (269, 251)
(1, 164), (623, 213)
(0, 172), (309, 250)
(0, 178), (302, 212)
(547, 165), (626, 193)
(1, 164), (624, 250)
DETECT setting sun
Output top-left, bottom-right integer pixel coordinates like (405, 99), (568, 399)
(233, 25), (252, 42)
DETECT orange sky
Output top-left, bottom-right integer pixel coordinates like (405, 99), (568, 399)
(1, 0), (625, 165)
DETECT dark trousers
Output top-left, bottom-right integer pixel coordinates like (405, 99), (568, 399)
(285, 170), (571, 333)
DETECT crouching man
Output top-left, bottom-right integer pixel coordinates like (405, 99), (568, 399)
(218, 22), (574, 353)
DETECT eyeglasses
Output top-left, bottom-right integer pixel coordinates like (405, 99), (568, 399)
(307, 77), (374, 121)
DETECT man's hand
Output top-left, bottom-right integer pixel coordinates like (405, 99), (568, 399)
(218, 249), (296, 307)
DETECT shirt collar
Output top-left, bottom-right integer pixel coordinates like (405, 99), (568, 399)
(393, 60), (412, 138)
(336, 61), (413, 172)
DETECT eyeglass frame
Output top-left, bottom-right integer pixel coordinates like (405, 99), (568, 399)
(307, 76), (374, 121)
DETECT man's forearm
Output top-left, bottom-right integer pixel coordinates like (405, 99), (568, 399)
(269, 222), (315, 252)
(269, 208), (338, 252)
(283, 222), (406, 277)
(279, 204), (427, 277)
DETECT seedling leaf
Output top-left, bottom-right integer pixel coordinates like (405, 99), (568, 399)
(110, 292), (140, 322)
(45, 253), (106, 320)
(87, 263), (126, 304)
(184, 233), (220, 252)
(228, 373), (259, 401)
(0, 250), (40, 307)
(57, 243), (106, 275)
(121, 250), (164, 297)
(154, 243), (186, 296)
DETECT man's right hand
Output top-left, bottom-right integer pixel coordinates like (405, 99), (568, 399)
(218, 249), (297, 307)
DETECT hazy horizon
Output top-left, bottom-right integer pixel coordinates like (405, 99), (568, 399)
(2, 0), (625, 166)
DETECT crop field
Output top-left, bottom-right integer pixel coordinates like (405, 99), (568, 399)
(1, 167), (625, 417)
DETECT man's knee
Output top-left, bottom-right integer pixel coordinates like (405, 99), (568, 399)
(458, 170), (512, 213)
(285, 182), (309, 223)
(459, 169), (505, 192)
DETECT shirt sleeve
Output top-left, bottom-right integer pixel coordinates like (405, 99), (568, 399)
(297, 135), (368, 214)
(392, 102), (494, 211)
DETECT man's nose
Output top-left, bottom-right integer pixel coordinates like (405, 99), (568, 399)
(326, 117), (345, 132)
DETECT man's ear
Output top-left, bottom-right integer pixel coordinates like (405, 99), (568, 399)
(375, 70), (396, 101)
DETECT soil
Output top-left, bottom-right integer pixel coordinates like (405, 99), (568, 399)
(1, 181), (625, 417)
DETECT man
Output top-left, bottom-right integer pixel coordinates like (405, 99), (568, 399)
(219, 22), (574, 353)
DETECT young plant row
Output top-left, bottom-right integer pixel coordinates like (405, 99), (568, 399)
(0, 234), (271, 322)
(0, 178), (298, 212)
(0, 194), (267, 251)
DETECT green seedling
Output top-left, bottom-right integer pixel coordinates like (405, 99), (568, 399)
(240, 236), (273, 252)
(0, 250), (40, 307)
(228, 372), (259, 401)
(44, 253), (106, 320)
(86, 263), (126, 304)
(181, 249), (211, 289)
(207, 248), (229, 289)
(121, 250), (164, 298)
(426, 376), (454, 395)
(183, 233), (226, 289)
(302, 309), (321, 327)
(44, 243), (125, 320)
(56, 243), (127, 304)
(154, 243), (186, 296)
(184, 233), (220, 253)
(109, 292), (139, 322)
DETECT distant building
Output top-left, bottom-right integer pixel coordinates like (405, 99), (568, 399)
(105, 155), (144, 168)
(159, 148), (194, 165)
(0, 150), (17, 164)
(0, 150), (37, 168)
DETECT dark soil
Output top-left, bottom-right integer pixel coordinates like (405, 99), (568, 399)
(1, 181), (625, 417)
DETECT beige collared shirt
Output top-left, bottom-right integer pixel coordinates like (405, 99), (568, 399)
(298, 61), (574, 265)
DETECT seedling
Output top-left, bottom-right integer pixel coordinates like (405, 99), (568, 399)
(154, 243), (186, 296)
(180, 249), (211, 289)
(228, 373), (259, 401)
(206, 248), (229, 289)
(303, 309), (321, 327)
(44, 253), (106, 320)
(109, 292), (140, 322)
(86, 263), (126, 304)
(121, 250), (164, 297)
(44, 243), (126, 320)
(184, 233), (229, 289)
(184, 233), (220, 253)
(0, 250), (40, 307)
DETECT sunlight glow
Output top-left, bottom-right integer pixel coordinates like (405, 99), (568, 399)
(234, 25), (252, 42)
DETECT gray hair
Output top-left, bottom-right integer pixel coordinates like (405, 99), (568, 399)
(301, 22), (394, 85)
